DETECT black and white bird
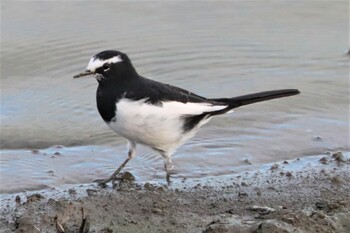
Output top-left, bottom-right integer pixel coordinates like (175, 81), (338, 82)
(74, 50), (299, 185)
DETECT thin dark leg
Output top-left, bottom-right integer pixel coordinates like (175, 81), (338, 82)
(156, 149), (174, 185)
(94, 157), (131, 185)
(166, 171), (171, 185)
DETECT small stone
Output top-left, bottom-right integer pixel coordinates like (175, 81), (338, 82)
(285, 172), (293, 178)
(255, 220), (299, 233)
(15, 195), (21, 205)
(281, 217), (295, 225)
(68, 189), (77, 195)
(332, 152), (345, 162)
(144, 182), (155, 191)
(248, 205), (275, 215)
(313, 136), (322, 141)
(313, 211), (325, 219)
(54, 151), (61, 155)
(283, 160), (289, 164)
(47, 170), (55, 176)
(319, 157), (327, 165)
(270, 164), (279, 170)
(330, 176), (343, 185)
(315, 201), (328, 210)
(30, 149), (40, 154)
(241, 182), (248, 187)
(153, 201), (167, 209)
(243, 158), (252, 164)
(156, 186), (166, 192)
(86, 189), (97, 196)
(238, 192), (248, 197)
(121, 172), (135, 182)
(328, 202), (341, 210)
(99, 227), (113, 233)
(26, 193), (45, 203)
(151, 208), (162, 214)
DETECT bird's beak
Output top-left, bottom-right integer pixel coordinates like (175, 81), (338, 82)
(73, 70), (94, 78)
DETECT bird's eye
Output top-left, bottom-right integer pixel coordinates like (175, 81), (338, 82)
(102, 63), (110, 71)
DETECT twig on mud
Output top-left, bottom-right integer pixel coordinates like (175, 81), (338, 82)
(55, 219), (65, 233)
(79, 207), (90, 233)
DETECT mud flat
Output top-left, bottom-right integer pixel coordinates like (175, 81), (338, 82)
(1, 152), (349, 233)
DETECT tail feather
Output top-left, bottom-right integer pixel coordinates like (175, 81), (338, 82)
(211, 89), (300, 114)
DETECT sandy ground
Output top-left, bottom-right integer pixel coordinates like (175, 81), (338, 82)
(1, 152), (349, 233)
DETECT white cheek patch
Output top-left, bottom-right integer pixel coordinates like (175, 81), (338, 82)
(86, 55), (123, 72)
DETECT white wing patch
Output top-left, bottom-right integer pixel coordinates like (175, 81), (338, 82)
(86, 55), (123, 72)
(118, 98), (227, 118)
(107, 98), (228, 152)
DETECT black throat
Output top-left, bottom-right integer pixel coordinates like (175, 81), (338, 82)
(96, 84), (118, 122)
(96, 64), (138, 123)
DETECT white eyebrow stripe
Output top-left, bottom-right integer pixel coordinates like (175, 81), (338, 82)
(86, 55), (123, 72)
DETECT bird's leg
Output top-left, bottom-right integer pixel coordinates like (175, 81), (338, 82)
(158, 151), (174, 185)
(94, 141), (136, 186)
(165, 158), (174, 185)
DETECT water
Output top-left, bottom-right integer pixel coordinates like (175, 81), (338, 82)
(1, 1), (349, 193)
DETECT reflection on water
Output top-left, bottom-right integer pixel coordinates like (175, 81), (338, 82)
(1, 1), (349, 193)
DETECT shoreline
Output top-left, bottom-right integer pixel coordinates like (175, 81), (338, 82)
(1, 152), (349, 233)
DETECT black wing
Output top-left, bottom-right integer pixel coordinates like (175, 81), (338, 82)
(124, 76), (225, 106)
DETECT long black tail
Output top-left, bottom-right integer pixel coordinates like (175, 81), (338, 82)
(211, 89), (300, 114)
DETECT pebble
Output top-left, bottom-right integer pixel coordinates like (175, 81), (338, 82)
(153, 201), (167, 209)
(330, 176), (343, 185)
(241, 182), (248, 187)
(243, 159), (252, 164)
(121, 172), (135, 182)
(26, 193), (45, 203)
(144, 182), (155, 191)
(68, 188), (77, 195)
(315, 201), (328, 210)
(270, 164), (279, 170)
(15, 196), (21, 206)
(86, 189), (98, 196)
(332, 152), (345, 162)
(248, 205), (276, 215)
(151, 208), (162, 214)
(319, 157), (328, 165)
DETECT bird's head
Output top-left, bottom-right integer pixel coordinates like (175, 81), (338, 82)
(73, 50), (135, 82)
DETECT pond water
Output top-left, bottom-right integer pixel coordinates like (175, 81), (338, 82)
(1, 1), (348, 193)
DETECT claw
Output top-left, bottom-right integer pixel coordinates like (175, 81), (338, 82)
(93, 178), (110, 187)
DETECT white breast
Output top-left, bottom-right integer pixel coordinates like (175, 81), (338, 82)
(107, 98), (227, 152)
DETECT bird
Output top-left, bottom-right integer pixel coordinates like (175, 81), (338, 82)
(73, 50), (300, 185)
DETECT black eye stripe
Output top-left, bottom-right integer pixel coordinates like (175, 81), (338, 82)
(102, 63), (110, 70)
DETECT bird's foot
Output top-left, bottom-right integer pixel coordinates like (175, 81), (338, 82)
(166, 170), (177, 186)
(93, 178), (111, 187)
(94, 158), (131, 187)
(166, 172), (172, 185)
(93, 176), (120, 187)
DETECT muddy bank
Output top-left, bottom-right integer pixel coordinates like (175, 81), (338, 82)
(1, 152), (349, 233)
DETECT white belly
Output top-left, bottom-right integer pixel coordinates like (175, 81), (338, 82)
(107, 98), (225, 152)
